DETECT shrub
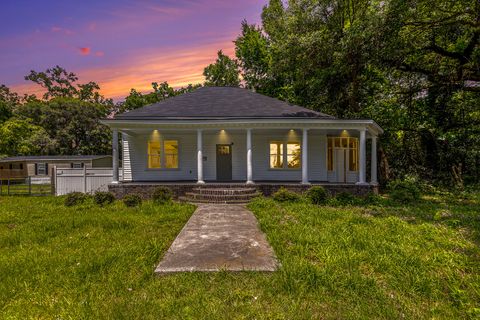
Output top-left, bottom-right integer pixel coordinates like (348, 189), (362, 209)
(388, 178), (421, 203)
(152, 186), (173, 204)
(93, 191), (115, 206)
(123, 194), (142, 207)
(306, 186), (329, 205)
(334, 192), (359, 206)
(272, 187), (300, 202)
(64, 192), (88, 207)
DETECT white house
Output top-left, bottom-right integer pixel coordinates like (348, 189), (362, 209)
(102, 87), (382, 201)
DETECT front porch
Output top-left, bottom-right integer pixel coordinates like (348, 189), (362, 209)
(109, 124), (381, 187)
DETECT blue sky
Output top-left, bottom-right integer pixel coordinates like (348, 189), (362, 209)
(0, 0), (264, 99)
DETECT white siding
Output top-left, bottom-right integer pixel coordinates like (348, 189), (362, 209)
(127, 132), (197, 181)
(125, 130), (329, 182)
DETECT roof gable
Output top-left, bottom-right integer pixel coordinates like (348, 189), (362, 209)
(115, 87), (334, 120)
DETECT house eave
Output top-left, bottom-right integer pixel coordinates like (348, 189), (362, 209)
(101, 118), (384, 135)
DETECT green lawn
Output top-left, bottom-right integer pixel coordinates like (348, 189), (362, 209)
(0, 192), (479, 319)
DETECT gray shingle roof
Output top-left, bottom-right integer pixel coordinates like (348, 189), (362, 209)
(115, 86), (334, 120)
(0, 155), (111, 163)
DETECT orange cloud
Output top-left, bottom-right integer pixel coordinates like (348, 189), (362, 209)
(10, 39), (236, 101)
(79, 47), (91, 55)
(79, 40), (235, 99)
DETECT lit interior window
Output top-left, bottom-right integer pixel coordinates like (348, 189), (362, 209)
(287, 143), (301, 168)
(148, 141), (161, 168)
(269, 142), (283, 168)
(164, 140), (178, 169)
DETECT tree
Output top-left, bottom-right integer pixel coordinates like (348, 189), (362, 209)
(15, 97), (111, 155)
(234, 21), (272, 92)
(0, 119), (55, 156)
(121, 82), (201, 112)
(24, 66), (112, 106)
(0, 85), (19, 123)
(203, 50), (240, 87)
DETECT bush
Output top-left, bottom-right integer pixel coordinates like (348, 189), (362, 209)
(334, 192), (359, 206)
(152, 186), (173, 204)
(123, 194), (142, 207)
(64, 192), (88, 207)
(93, 191), (115, 206)
(306, 186), (329, 205)
(272, 187), (300, 202)
(388, 178), (421, 203)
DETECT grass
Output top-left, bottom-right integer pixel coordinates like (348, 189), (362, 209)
(0, 192), (479, 319)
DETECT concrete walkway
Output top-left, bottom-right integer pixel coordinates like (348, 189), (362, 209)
(155, 204), (278, 273)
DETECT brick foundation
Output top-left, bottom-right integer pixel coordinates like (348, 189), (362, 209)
(108, 182), (378, 199)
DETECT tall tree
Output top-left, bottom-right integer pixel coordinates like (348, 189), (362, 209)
(203, 50), (241, 87)
(234, 21), (273, 93)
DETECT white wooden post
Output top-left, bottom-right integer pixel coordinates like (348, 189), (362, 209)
(112, 128), (119, 184)
(83, 165), (87, 193)
(302, 128), (310, 184)
(371, 135), (378, 185)
(357, 128), (367, 185)
(246, 128), (254, 184)
(197, 129), (205, 184)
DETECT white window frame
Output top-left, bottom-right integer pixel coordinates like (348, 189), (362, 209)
(269, 140), (302, 170)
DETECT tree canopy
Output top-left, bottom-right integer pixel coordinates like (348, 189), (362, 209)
(203, 50), (241, 87)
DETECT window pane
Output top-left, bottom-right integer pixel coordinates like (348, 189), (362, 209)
(287, 143), (301, 168)
(164, 140), (178, 168)
(148, 141), (161, 168)
(328, 147), (333, 171)
(349, 148), (358, 171)
(349, 138), (357, 148)
(269, 142), (283, 168)
(335, 138), (340, 148)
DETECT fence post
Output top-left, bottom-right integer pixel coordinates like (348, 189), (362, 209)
(28, 176), (32, 195)
(7, 179), (10, 196)
(52, 166), (57, 196)
(83, 166), (87, 193)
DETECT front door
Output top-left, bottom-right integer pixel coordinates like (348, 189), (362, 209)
(335, 149), (346, 183)
(216, 144), (232, 181)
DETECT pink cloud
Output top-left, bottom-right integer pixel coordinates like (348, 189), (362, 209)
(95, 51), (104, 57)
(79, 47), (91, 55)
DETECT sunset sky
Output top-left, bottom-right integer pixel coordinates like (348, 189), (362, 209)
(0, 0), (265, 100)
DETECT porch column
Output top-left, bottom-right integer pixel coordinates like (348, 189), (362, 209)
(197, 129), (205, 184)
(112, 128), (119, 184)
(357, 128), (367, 185)
(371, 135), (378, 185)
(246, 128), (254, 184)
(302, 128), (310, 184)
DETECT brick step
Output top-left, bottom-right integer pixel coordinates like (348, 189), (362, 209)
(192, 187), (257, 195)
(178, 196), (252, 204)
(184, 192), (262, 201)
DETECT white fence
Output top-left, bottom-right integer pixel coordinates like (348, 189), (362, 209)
(54, 167), (121, 196)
